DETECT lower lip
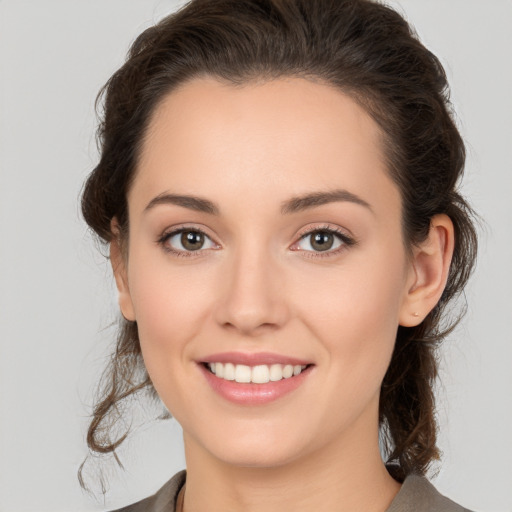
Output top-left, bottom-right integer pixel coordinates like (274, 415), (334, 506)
(199, 364), (312, 405)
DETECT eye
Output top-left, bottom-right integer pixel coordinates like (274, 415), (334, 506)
(159, 228), (218, 255)
(292, 227), (355, 255)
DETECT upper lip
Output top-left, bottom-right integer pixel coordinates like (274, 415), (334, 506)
(200, 351), (312, 366)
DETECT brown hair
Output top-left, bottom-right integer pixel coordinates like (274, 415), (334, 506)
(80, 0), (477, 484)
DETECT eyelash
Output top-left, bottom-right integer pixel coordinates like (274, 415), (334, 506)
(157, 224), (356, 259)
(293, 224), (356, 259)
(157, 225), (218, 258)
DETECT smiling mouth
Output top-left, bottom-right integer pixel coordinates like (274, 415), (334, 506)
(204, 362), (309, 384)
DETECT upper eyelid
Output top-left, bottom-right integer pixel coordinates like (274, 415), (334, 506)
(160, 223), (216, 239)
(298, 224), (347, 235)
(158, 223), (355, 251)
(157, 224), (219, 251)
(160, 223), (350, 238)
(293, 226), (354, 248)
(158, 226), (219, 257)
(295, 223), (355, 241)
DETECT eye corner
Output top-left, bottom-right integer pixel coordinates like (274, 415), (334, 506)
(156, 225), (220, 257)
(291, 224), (357, 257)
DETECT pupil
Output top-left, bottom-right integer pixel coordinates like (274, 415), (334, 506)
(181, 231), (204, 251)
(311, 232), (333, 251)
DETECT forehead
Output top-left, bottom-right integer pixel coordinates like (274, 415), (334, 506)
(132, 76), (399, 217)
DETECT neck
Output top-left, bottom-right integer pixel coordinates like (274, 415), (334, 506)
(182, 406), (401, 512)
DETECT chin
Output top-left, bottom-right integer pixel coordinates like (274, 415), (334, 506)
(212, 443), (301, 469)
(185, 419), (311, 469)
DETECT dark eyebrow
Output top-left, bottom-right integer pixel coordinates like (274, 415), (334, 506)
(144, 189), (372, 216)
(281, 189), (373, 215)
(144, 193), (219, 215)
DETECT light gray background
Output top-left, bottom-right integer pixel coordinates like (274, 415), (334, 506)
(0, 1), (511, 511)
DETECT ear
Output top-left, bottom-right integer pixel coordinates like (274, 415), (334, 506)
(399, 214), (455, 327)
(110, 219), (136, 322)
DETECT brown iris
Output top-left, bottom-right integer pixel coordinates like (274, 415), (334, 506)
(181, 231), (204, 251)
(310, 231), (334, 251)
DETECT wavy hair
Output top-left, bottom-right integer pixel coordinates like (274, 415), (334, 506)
(80, 0), (478, 486)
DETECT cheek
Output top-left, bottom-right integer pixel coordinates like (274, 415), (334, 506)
(126, 254), (216, 379)
(295, 247), (407, 384)
(126, 260), (220, 421)
(129, 251), (213, 328)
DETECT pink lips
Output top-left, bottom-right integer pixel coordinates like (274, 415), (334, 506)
(201, 351), (311, 366)
(198, 352), (313, 405)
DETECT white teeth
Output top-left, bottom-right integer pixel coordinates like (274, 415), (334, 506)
(234, 364), (251, 383)
(282, 364), (293, 378)
(251, 365), (270, 384)
(208, 362), (308, 383)
(223, 362), (235, 381)
(269, 364), (283, 381)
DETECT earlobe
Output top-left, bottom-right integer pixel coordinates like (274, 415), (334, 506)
(110, 220), (136, 322)
(399, 214), (455, 327)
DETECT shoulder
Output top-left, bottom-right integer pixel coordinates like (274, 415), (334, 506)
(108, 470), (474, 512)
(387, 474), (475, 512)
(108, 470), (186, 512)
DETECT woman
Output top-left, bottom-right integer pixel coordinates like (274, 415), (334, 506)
(80, 0), (478, 510)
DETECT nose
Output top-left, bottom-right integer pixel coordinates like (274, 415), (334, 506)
(214, 242), (290, 336)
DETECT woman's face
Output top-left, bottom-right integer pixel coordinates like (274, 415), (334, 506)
(115, 77), (417, 468)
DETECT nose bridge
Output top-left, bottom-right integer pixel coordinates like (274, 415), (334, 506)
(215, 235), (289, 335)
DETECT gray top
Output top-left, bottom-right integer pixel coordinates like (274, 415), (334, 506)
(112, 470), (473, 512)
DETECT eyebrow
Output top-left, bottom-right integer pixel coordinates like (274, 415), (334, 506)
(280, 189), (373, 215)
(143, 188), (372, 216)
(144, 193), (219, 215)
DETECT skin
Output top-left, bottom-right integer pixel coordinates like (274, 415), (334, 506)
(111, 77), (454, 512)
